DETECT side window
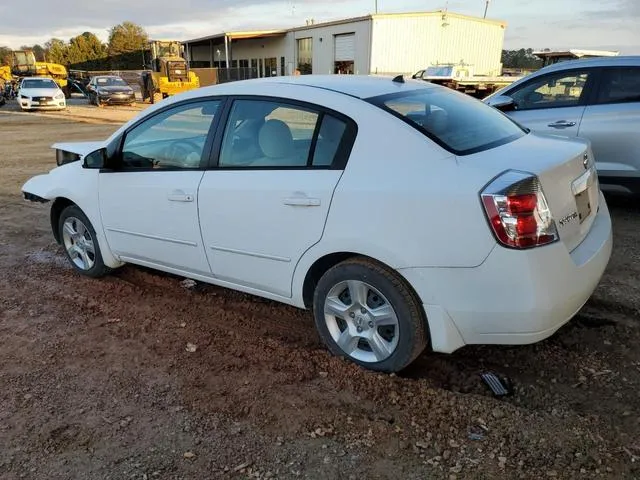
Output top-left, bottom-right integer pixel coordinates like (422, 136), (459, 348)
(595, 67), (640, 104)
(509, 71), (591, 110)
(219, 100), (312, 168)
(121, 100), (220, 169)
(312, 115), (348, 166)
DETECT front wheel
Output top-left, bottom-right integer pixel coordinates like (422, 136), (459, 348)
(313, 257), (428, 373)
(58, 205), (112, 278)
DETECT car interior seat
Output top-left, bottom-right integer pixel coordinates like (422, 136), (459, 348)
(251, 119), (303, 166)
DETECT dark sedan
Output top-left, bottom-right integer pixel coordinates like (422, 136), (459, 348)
(86, 75), (136, 107)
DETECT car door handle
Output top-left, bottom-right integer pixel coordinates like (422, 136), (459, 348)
(548, 120), (576, 128)
(168, 190), (194, 202)
(283, 196), (321, 207)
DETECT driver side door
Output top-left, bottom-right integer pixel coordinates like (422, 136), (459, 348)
(99, 98), (223, 277)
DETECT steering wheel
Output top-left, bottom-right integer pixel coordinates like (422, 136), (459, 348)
(165, 139), (202, 167)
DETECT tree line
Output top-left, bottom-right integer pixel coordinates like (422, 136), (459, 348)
(0, 21), (149, 71)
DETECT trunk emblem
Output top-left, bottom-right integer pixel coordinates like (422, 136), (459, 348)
(583, 153), (589, 170)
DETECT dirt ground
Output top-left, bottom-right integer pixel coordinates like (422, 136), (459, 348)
(0, 101), (639, 480)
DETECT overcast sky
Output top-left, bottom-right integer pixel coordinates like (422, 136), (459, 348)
(0, 0), (638, 54)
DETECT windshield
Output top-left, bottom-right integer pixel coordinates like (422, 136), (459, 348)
(368, 86), (526, 155)
(156, 42), (181, 57)
(96, 77), (129, 87)
(21, 78), (58, 89)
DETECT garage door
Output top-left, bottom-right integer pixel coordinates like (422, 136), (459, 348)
(334, 34), (355, 61)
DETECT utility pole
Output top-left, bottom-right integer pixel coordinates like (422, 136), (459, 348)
(375, 0), (378, 13)
(483, 0), (491, 19)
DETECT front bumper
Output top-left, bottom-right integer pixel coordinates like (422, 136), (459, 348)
(99, 94), (136, 105)
(20, 98), (66, 110)
(400, 192), (613, 353)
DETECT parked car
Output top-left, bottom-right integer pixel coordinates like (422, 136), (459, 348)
(484, 56), (640, 195)
(21, 75), (612, 373)
(85, 75), (136, 107)
(17, 77), (66, 111)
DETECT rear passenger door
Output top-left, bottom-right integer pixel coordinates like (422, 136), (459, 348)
(504, 68), (596, 137)
(578, 66), (640, 180)
(197, 97), (357, 298)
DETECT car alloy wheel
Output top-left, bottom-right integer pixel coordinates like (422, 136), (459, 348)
(324, 280), (400, 363)
(61, 216), (96, 271)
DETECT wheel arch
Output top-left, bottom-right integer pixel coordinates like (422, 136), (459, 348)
(50, 197), (76, 244)
(300, 252), (428, 330)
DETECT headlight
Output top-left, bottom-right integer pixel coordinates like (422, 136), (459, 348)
(20, 95), (29, 100)
(55, 92), (65, 100)
(98, 90), (110, 96)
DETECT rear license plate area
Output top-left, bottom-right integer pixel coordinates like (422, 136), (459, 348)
(575, 190), (591, 224)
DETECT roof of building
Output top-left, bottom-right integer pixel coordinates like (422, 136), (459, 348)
(183, 10), (506, 44)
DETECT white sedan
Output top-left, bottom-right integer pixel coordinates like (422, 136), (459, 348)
(21, 75), (613, 373)
(18, 77), (66, 111)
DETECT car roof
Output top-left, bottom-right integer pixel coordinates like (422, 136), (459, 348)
(532, 55), (640, 75)
(199, 74), (433, 100)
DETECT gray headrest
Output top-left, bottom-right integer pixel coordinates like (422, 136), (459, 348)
(258, 119), (294, 158)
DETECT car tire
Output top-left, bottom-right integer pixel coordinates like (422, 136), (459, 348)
(58, 205), (112, 278)
(312, 257), (428, 373)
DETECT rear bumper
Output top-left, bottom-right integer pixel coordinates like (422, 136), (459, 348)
(400, 192), (613, 353)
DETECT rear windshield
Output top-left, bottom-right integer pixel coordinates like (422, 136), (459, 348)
(368, 87), (526, 155)
(22, 79), (58, 89)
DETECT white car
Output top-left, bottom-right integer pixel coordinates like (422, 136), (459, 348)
(21, 75), (613, 373)
(18, 77), (66, 111)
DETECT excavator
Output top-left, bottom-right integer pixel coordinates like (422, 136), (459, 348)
(139, 40), (199, 104)
(10, 50), (70, 97)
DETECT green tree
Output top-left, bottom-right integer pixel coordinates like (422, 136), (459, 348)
(501, 48), (543, 70)
(67, 32), (106, 65)
(108, 21), (148, 56)
(44, 38), (69, 65)
(0, 46), (11, 66)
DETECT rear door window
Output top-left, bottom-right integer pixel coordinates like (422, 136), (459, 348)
(594, 67), (640, 105)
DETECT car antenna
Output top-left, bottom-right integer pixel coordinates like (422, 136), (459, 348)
(392, 74), (405, 83)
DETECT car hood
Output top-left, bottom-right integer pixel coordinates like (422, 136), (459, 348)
(20, 87), (61, 97)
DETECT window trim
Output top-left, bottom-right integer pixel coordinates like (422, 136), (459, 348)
(591, 66), (640, 106)
(503, 67), (600, 112)
(366, 88), (527, 156)
(206, 95), (358, 171)
(104, 96), (228, 173)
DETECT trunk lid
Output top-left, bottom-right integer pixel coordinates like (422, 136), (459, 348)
(459, 132), (599, 253)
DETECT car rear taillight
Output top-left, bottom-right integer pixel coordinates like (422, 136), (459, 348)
(481, 170), (559, 249)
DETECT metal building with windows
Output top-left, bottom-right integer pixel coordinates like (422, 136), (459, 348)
(183, 10), (507, 82)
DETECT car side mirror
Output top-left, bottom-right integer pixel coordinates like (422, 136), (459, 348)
(486, 95), (516, 112)
(83, 148), (107, 169)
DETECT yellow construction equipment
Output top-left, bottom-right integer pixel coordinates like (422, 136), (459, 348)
(11, 50), (70, 97)
(139, 40), (199, 104)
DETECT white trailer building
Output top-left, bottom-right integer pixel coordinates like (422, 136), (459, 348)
(183, 10), (507, 80)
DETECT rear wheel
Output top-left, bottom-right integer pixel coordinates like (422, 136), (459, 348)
(58, 205), (111, 278)
(313, 257), (428, 373)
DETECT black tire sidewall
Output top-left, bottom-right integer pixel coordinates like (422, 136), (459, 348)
(313, 260), (426, 373)
(58, 205), (108, 277)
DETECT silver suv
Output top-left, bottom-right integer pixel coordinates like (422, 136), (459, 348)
(485, 56), (640, 195)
